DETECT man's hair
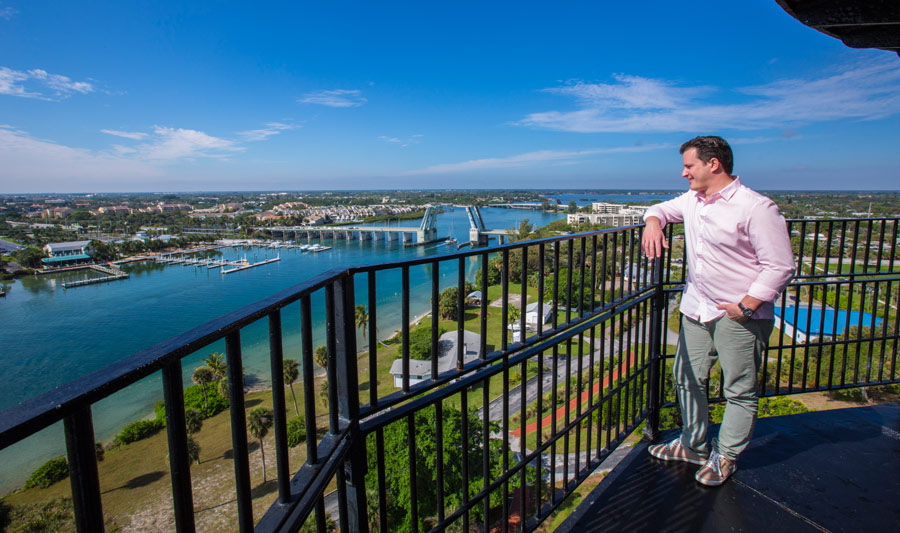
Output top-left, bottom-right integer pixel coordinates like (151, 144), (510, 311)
(680, 136), (733, 175)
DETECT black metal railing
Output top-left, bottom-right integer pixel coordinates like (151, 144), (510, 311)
(0, 217), (897, 532)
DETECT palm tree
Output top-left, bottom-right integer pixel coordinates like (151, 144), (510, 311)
(247, 407), (274, 483)
(218, 376), (229, 399)
(355, 305), (369, 337)
(191, 366), (214, 413)
(186, 437), (200, 465)
(314, 345), (328, 369)
(283, 358), (300, 416)
(508, 305), (521, 323)
(184, 408), (203, 464)
(203, 352), (227, 381)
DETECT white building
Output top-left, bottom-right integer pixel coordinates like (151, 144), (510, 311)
(389, 330), (482, 388)
(567, 213), (645, 227)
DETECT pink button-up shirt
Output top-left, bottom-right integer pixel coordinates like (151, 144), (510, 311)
(644, 177), (795, 322)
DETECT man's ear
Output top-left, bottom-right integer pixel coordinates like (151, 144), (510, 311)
(708, 157), (720, 172)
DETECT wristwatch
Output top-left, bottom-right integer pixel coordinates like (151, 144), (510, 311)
(738, 302), (754, 319)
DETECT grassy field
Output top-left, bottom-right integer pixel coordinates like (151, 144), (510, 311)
(2, 384), (335, 532)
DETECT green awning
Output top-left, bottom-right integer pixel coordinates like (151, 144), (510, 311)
(42, 254), (92, 263)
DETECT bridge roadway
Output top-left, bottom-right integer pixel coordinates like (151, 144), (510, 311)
(264, 224), (439, 246)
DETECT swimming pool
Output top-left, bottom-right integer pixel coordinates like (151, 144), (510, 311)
(774, 305), (883, 338)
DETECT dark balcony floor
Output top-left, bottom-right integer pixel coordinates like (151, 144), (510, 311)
(558, 403), (900, 533)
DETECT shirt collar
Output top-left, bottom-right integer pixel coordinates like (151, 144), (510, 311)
(694, 176), (741, 202)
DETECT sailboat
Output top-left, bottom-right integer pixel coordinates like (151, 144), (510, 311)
(445, 219), (458, 246)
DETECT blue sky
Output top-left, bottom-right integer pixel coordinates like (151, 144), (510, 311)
(1, 1), (898, 193)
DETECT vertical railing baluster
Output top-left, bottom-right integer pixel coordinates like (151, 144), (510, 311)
(325, 285), (339, 432)
(376, 428), (388, 533)
(502, 249), (509, 352)
(644, 256), (663, 441)
(226, 330), (253, 532)
(480, 253), (488, 360)
(520, 246), (527, 345)
(436, 399), (445, 525)
(300, 295), (318, 464)
(574, 330), (583, 477)
(162, 360), (195, 533)
(461, 387), (470, 532)
(579, 237), (586, 319)
(64, 406), (104, 533)
(586, 323), (595, 467)
(369, 271), (378, 408)
(402, 266), (411, 393)
(538, 244), (545, 337)
(268, 311), (291, 503)
(334, 274), (368, 532)
(432, 262), (440, 381)
(499, 247), (511, 528)
(519, 354), (527, 527)
(601, 233), (609, 309)
(458, 256), (466, 368)
(408, 414), (419, 532)
(566, 241), (573, 325)
(590, 235), (598, 315)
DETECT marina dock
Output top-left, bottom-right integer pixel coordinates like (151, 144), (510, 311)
(221, 256), (281, 274)
(62, 264), (129, 289)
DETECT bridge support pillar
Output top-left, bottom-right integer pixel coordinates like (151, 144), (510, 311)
(469, 228), (489, 246)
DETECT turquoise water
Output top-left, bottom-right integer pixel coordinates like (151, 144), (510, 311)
(548, 192), (678, 206)
(774, 305), (883, 337)
(0, 207), (562, 492)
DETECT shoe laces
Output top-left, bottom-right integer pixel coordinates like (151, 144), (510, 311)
(704, 450), (724, 476)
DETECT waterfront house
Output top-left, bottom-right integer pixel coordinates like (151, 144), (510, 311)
(525, 301), (554, 330)
(390, 330), (482, 387)
(41, 240), (93, 267)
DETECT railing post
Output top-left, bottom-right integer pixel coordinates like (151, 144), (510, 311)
(64, 406), (104, 533)
(162, 361), (196, 533)
(334, 274), (370, 532)
(643, 255), (664, 442)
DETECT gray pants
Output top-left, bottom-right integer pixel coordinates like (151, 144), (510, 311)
(675, 314), (774, 461)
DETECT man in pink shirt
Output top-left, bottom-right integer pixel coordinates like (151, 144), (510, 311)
(641, 136), (794, 486)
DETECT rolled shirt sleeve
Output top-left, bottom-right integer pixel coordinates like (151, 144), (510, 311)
(746, 198), (796, 302)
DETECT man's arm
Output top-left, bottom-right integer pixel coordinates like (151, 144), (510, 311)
(641, 196), (686, 258)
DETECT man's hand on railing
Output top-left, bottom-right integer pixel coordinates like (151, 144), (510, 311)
(642, 217), (668, 259)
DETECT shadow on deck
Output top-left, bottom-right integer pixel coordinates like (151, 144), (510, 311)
(558, 404), (900, 532)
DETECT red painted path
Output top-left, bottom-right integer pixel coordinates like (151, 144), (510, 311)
(510, 351), (636, 438)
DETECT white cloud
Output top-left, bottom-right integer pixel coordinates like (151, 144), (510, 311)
(0, 6), (17, 20)
(402, 144), (670, 175)
(298, 89), (367, 108)
(136, 126), (243, 160)
(239, 122), (297, 141)
(0, 66), (95, 100)
(101, 129), (148, 140)
(378, 134), (423, 147)
(0, 126), (161, 189)
(520, 57), (900, 133)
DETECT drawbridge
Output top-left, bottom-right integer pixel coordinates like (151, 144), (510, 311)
(265, 206), (440, 247)
(465, 206), (516, 247)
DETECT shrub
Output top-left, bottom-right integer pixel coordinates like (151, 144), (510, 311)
(184, 382), (229, 418)
(287, 417), (307, 447)
(116, 419), (163, 445)
(405, 323), (447, 361)
(4, 498), (74, 532)
(24, 456), (69, 489)
(154, 400), (167, 425)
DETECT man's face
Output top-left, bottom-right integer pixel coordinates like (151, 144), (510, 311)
(681, 148), (716, 194)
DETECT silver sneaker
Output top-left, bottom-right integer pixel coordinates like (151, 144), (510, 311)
(648, 438), (708, 465)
